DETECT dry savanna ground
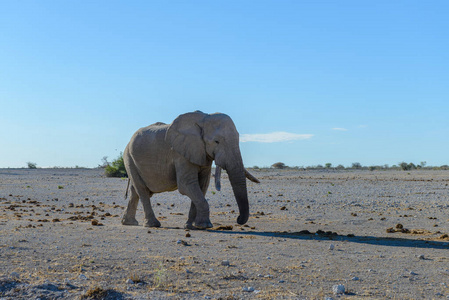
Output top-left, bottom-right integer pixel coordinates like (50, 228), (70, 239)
(1, 168), (449, 299)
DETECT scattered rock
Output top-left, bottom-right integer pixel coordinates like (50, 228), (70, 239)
(176, 240), (189, 246)
(332, 284), (345, 295)
(242, 286), (255, 292)
(78, 274), (88, 280)
(126, 278), (134, 284)
(329, 244), (335, 250)
(221, 260), (230, 266)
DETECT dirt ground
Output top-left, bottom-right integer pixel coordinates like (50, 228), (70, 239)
(1, 168), (449, 299)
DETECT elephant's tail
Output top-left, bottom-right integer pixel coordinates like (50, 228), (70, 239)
(124, 178), (130, 200)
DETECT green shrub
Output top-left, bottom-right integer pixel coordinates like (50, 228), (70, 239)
(399, 162), (417, 171)
(105, 153), (127, 178)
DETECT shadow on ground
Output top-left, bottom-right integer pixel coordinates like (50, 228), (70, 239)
(207, 229), (449, 250)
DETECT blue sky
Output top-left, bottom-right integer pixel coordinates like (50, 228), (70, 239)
(1, 1), (448, 168)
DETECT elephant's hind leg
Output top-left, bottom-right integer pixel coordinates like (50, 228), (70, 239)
(122, 185), (139, 226)
(126, 161), (161, 227)
(140, 189), (161, 227)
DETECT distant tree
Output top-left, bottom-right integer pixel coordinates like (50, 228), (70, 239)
(271, 162), (286, 169)
(100, 156), (109, 168)
(325, 163), (332, 169)
(399, 162), (417, 171)
(335, 164), (345, 170)
(27, 162), (37, 169)
(351, 162), (362, 169)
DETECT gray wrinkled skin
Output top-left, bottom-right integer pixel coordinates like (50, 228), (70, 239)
(121, 111), (259, 229)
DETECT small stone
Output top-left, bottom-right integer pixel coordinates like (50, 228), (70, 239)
(126, 278), (134, 284)
(10, 272), (19, 279)
(242, 286), (255, 292)
(266, 256), (271, 260)
(332, 284), (345, 295)
(186, 269), (193, 274)
(78, 274), (87, 280)
(264, 274), (274, 278)
(185, 233), (191, 237)
(221, 260), (230, 266)
(179, 256), (185, 260)
(279, 280), (285, 283)
(418, 254), (425, 260)
(329, 244), (335, 250)
(410, 271), (418, 275)
(351, 276), (360, 281)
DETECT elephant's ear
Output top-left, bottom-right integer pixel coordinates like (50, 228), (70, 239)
(165, 111), (208, 166)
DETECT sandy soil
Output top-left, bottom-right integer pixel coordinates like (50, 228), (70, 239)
(1, 168), (449, 299)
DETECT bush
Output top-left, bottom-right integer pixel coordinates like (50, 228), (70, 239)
(105, 153), (127, 178)
(27, 162), (37, 169)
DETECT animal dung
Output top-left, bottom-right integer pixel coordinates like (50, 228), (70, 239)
(91, 219), (103, 226)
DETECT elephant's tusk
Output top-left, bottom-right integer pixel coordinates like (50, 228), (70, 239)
(215, 166), (222, 191)
(244, 168), (260, 183)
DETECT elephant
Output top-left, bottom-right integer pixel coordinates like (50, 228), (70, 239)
(121, 111), (260, 229)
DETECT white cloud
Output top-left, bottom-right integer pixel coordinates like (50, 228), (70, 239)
(332, 128), (348, 131)
(240, 132), (313, 143)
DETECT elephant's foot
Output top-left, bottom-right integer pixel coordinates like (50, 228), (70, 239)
(121, 216), (139, 226)
(193, 219), (213, 230)
(184, 222), (195, 230)
(144, 218), (161, 228)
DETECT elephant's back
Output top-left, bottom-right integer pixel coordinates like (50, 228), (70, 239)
(128, 123), (171, 156)
(125, 123), (178, 192)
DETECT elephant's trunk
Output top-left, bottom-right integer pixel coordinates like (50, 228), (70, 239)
(226, 161), (249, 225)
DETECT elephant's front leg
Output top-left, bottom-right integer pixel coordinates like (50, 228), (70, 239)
(185, 202), (197, 230)
(179, 184), (212, 229)
(185, 170), (211, 229)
